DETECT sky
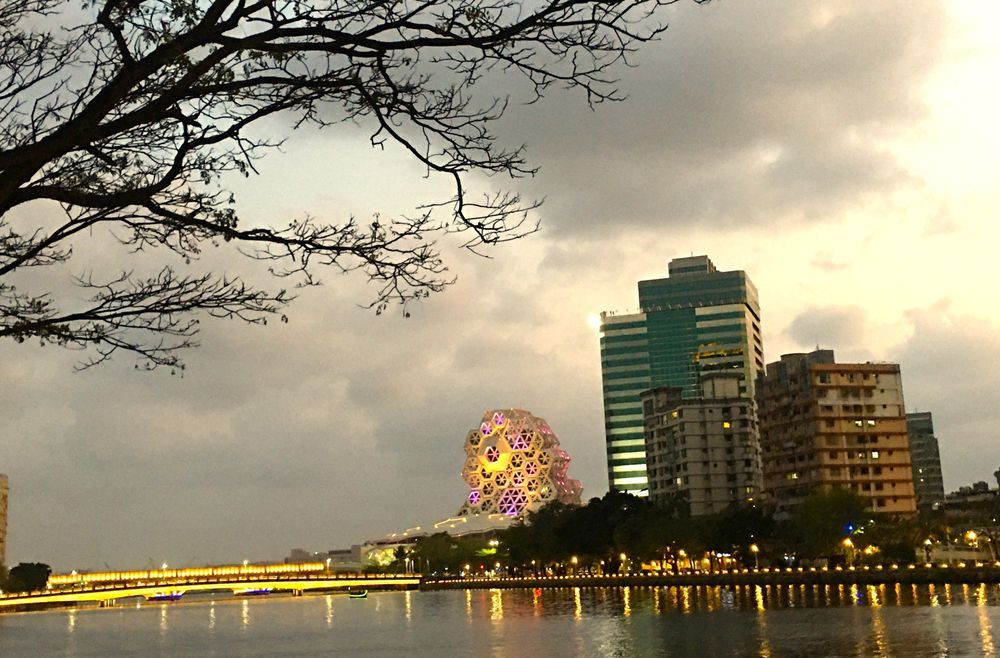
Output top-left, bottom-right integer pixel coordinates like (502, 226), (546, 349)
(3, 0), (1000, 571)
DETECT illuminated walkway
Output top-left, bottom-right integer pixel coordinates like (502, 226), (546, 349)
(0, 563), (419, 611)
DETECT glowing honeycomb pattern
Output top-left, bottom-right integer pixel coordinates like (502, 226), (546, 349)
(458, 409), (583, 518)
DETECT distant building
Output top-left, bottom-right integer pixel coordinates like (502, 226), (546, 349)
(286, 545), (365, 572)
(641, 373), (763, 516)
(600, 255), (763, 496)
(0, 474), (7, 566)
(944, 480), (997, 522)
(906, 412), (945, 512)
(457, 409), (582, 518)
(757, 350), (917, 517)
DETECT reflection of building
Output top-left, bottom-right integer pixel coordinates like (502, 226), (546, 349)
(600, 255), (763, 495)
(642, 374), (763, 515)
(757, 349), (917, 517)
(906, 412), (945, 512)
(0, 474), (7, 566)
(457, 409), (582, 518)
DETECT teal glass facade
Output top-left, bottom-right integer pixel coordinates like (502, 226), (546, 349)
(599, 313), (651, 493)
(600, 256), (762, 495)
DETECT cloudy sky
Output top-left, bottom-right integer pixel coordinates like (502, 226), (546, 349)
(4, 0), (1000, 571)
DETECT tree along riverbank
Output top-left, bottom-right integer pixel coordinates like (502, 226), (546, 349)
(421, 565), (1000, 590)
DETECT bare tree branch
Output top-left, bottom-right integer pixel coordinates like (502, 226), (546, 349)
(1, 0), (702, 368)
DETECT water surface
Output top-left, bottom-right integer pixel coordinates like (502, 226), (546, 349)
(0, 584), (997, 656)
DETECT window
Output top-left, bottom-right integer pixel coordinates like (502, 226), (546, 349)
(871, 450), (880, 459)
(723, 421), (731, 429)
(867, 419), (876, 427)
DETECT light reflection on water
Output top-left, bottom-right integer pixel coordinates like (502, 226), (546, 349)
(1, 585), (1000, 656)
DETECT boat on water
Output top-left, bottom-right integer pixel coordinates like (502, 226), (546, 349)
(234, 588), (274, 597)
(348, 590), (368, 599)
(145, 591), (184, 602)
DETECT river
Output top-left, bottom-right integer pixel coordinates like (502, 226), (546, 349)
(0, 583), (997, 656)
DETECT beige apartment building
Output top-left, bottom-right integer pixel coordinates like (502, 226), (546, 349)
(642, 374), (763, 515)
(757, 350), (917, 517)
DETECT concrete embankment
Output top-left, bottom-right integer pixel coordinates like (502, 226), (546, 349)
(422, 567), (1000, 590)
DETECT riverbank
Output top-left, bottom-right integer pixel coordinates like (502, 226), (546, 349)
(422, 564), (1000, 590)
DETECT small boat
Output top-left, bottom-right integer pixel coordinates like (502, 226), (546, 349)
(348, 589), (368, 599)
(234, 587), (273, 597)
(146, 591), (184, 602)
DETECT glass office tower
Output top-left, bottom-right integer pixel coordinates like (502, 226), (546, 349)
(600, 255), (762, 495)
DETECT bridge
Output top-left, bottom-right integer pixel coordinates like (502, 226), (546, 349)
(0, 563), (420, 611)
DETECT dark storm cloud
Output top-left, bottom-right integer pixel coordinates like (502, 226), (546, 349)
(890, 305), (1000, 489)
(502, 0), (948, 235)
(784, 305), (867, 351)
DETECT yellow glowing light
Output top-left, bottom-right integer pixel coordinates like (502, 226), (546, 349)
(749, 544), (759, 554)
(966, 530), (979, 543)
(842, 538), (854, 549)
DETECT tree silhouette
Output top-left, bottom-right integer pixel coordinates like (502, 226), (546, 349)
(1, 0), (697, 368)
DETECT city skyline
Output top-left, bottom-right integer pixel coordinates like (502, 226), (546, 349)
(3, 0), (1000, 571)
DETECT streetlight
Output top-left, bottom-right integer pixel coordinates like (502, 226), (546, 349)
(842, 538), (854, 567)
(966, 530), (979, 544)
(749, 544), (760, 570)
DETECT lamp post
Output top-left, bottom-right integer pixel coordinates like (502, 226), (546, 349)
(842, 537), (854, 567)
(749, 544), (760, 570)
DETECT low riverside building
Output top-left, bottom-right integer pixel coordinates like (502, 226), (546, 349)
(944, 478), (998, 521)
(286, 546), (366, 572)
(641, 373), (763, 515)
(907, 412), (946, 512)
(757, 350), (917, 517)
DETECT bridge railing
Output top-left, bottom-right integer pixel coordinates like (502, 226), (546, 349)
(2, 571), (422, 600)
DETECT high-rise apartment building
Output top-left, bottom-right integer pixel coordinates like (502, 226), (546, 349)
(641, 374), (763, 515)
(906, 412), (945, 512)
(757, 350), (917, 517)
(600, 255), (762, 495)
(0, 474), (7, 566)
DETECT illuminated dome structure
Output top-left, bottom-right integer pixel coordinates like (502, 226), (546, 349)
(458, 409), (583, 518)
